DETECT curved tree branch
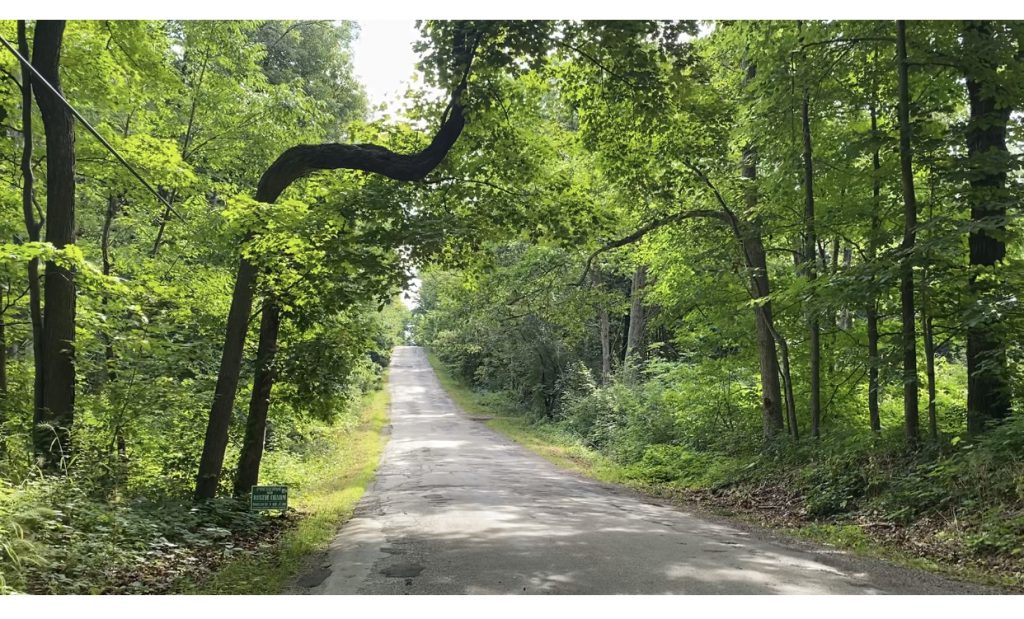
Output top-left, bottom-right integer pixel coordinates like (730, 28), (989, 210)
(255, 105), (465, 202)
(578, 208), (728, 285)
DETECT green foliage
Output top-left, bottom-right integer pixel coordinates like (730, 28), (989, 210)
(0, 18), (412, 591)
(625, 444), (743, 489)
(3, 15), (1024, 590)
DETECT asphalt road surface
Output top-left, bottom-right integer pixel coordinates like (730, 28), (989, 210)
(297, 346), (992, 595)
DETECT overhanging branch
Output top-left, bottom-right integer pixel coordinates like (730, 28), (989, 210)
(254, 107), (466, 203)
(578, 208), (728, 285)
(254, 35), (477, 205)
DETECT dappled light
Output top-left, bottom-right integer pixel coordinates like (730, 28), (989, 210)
(300, 347), (980, 595)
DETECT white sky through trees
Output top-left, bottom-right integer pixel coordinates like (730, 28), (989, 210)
(352, 20), (424, 308)
(352, 20), (422, 119)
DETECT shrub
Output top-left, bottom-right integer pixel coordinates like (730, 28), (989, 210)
(625, 444), (743, 489)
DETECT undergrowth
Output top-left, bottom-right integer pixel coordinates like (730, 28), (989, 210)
(0, 380), (391, 594)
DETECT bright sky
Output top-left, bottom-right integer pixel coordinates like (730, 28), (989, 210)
(351, 20), (423, 120)
(351, 20), (425, 309)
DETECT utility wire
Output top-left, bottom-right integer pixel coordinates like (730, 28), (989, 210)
(0, 34), (186, 223)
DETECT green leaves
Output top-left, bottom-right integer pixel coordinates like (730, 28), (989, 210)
(0, 242), (125, 295)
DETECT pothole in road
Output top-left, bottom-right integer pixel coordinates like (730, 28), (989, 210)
(295, 566), (331, 588)
(380, 562), (425, 578)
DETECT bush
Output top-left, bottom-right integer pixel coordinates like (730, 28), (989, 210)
(625, 444), (743, 489)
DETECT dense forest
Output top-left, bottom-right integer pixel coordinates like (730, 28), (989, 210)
(0, 19), (1022, 593)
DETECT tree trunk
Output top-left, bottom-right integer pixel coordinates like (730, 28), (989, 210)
(0, 320), (6, 398)
(867, 101), (883, 435)
(100, 195), (119, 383)
(896, 20), (920, 444)
(149, 189), (177, 258)
(233, 302), (281, 497)
(801, 76), (822, 439)
(769, 324), (799, 440)
(599, 306), (611, 382)
(624, 265), (647, 362)
(194, 91), (468, 500)
(747, 236), (785, 438)
(962, 21), (1012, 434)
(32, 20), (77, 471)
(194, 257), (258, 500)
(838, 247), (853, 330)
(100, 195), (127, 461)
(18, 20), (46, 449)
(0, 318), (5, 455)
(922, 310), (938, 441)
(739, 62), (785, 438)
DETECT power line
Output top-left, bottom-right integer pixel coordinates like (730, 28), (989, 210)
(0, 33), (186, 223)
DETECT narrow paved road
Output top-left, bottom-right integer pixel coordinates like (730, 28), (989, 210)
(298, 346), (989, 595)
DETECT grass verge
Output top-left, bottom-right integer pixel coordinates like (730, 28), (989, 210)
(181, 381), (391, 594)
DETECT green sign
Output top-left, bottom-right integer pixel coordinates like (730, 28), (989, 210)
(250, 485), (288, 511)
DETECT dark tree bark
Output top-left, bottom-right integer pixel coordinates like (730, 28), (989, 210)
(18, 20), (46, 445)
(149, 189), (177, 258)
(838, 246), (853, 331)
(100, 195), (118, 382)
(801, 77), (822, 439)
(194, 99), (468, 500)
(867, 103), (883, 435)
(624, 265), (647, 362)
(100, 195), (127, 461)
(740, 144), (785, 438)
(233, 302), (281, 497)
(599, 308), (612, 381)
(32, 20), (77, 470)
(595, 265), (612, 383)
(896, 20), (920, 444)
(0, 320), (6, 398)
(922, 308), (938, 441)
(736, 60), (784, 438)
(767, 322), (799, 440)
(962, 21), (1013, 434)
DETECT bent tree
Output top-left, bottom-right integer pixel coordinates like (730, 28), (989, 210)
(194, 66), (473, 501)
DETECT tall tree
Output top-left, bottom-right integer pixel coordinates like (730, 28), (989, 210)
(866, 100), (883, 435)
(31, 20), (77, 469)
(624, 265), (648, 362)
(895, 20), (920, 444)
(739, 59), (786, 438)
(232, 302), (280, 496)
(961, 20), (1015, 434)
(17, 20), (45, 435)
(799, 40), (822, 438)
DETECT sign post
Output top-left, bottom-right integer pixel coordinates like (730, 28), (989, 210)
(250, 485), (288, 513)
